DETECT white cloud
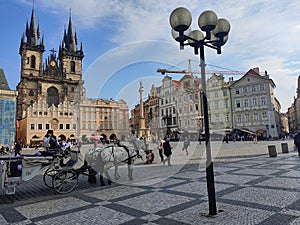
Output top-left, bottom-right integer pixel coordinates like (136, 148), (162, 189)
(30, 0), (300, 111)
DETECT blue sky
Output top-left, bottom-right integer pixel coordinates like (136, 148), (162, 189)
(1, 0), (300, 112)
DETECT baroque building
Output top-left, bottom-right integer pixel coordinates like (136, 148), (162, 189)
(206, 74), (233, 132)
(230, 68), (282, 139)
(0, 69), (17, 146)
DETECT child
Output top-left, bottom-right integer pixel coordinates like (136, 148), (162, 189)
(146, 150), (154, 164)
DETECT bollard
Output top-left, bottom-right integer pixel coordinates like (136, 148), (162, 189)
(281, 143), (289, 154)
(268, 145), (277, 157)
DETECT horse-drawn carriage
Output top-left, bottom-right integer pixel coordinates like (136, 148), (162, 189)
(0, 142), (139, 195)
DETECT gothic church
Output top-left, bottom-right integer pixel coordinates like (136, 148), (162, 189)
(16, 7), (85, 144)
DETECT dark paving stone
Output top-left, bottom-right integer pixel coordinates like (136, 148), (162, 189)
(119, 218), (147, 225)
(156, 199), (203, 217)
(154, 217), (190, 225)
(31, 204), (98, 223)
(287, 199), (300, 210)
(103, 203), (148, 217)
(258, 213), (298, 225)
(0, 207), (27, 223)
(218, 198), (282, 212)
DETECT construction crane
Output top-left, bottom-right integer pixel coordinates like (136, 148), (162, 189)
(157, 59), (245, 76)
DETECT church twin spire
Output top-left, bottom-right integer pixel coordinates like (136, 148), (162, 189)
(20, 4), (83, 57)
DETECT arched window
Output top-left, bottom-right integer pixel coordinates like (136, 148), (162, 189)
(29, 90), (34, 96)
(30, 55), (36, 68)
(70, 61), (75, 73)
(47, 87), (59, 107)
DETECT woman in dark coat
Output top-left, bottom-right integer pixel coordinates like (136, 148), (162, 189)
(162, 137), (172, 166)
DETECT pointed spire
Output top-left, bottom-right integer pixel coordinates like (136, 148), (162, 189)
(63, 8), (77, 52)
(41, 34), (44, 46)
(74, 31), (78, 46)
(80, 42), (83, 52)
(37, 23), (40, 39)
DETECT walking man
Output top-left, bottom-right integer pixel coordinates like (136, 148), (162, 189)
(162, 137), (172, 166)
(294, 131), (300, 157)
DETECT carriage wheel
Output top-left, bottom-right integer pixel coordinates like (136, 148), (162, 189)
(52, 169), (78, 194)
(43, 167), (59, 188)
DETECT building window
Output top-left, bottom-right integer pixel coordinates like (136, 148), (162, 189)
(214, 91), (218, 97)
(195, 104), (199, 111)
(195, 93), (198, 99)
(237, 114), (242, 122)
(46, 124), (50, 130)
(235, 89), (240, 94)
(244, 113), (249, 121)
(38, 124), (42, 130)
(236, 100), (241, 108)
(252, 98), (257, 106)
(244, 99), (249, 107)
(66, 124), (70, 129)
(70, 61), (75, 73)
(224, 100), (228, 108)
(29, 90), (34, 96)
(225, 113), (229, 122)
(261, 96), (266, 105)
(189, 94), (192, 100)
(30, 124), (35, 130)
(190, 105), (193, 112)
(73, 124), (76, 130)
(252, 85), (256, 92)
(260, 84), (265, 91)
(243, 87), (247, 93)
(223, 90), (227, 96)
(253, 112), (258, 121)
(30, 55), (36, 68)
(59, 124), (63, 129)
(215, 102), (219, 110)
(47, 87), (59, 107)
(262, 112), (267, 119)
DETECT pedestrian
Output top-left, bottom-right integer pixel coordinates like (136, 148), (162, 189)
(158, 137), (165, 162)
(253, 134), (258, 144)
(162, 136), (172, 166)
(146, 150), (154, 164)
(14, 140), (22, 156)
(293, 131), (300, 157)
(182, 137), (190, 155)
(43, 130), (59, 150)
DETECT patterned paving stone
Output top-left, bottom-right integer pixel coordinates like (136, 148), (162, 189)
(0, 145), (299, 225)
(214, 173), (260, 185)
(221, 187), (299, 208)
(15, 197), (91, 219)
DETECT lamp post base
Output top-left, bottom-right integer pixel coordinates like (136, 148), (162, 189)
(206, 161), (217, 215)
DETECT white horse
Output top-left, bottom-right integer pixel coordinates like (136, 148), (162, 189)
(74, 142), (139, 186)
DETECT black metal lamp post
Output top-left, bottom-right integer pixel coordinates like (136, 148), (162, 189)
(169, 7), (230, 216)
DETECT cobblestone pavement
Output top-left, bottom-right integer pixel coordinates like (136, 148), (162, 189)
(0, 140), (299, 224)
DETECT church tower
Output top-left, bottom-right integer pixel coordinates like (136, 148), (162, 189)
(59, 12), (84, 82)
(17, 7), (45, 120)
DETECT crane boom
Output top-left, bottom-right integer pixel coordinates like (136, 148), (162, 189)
(157, 68), (245, 76)
(158, 59), (245, 76)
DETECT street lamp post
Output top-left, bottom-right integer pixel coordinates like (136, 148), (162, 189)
(169, 7), (230, 215)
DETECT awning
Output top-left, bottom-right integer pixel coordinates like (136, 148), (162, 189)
(238, 128), (255, 134)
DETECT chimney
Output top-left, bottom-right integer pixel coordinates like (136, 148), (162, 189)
(253, 67), (259, 74)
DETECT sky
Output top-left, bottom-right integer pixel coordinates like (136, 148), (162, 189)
(1, 0), (300, 112)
